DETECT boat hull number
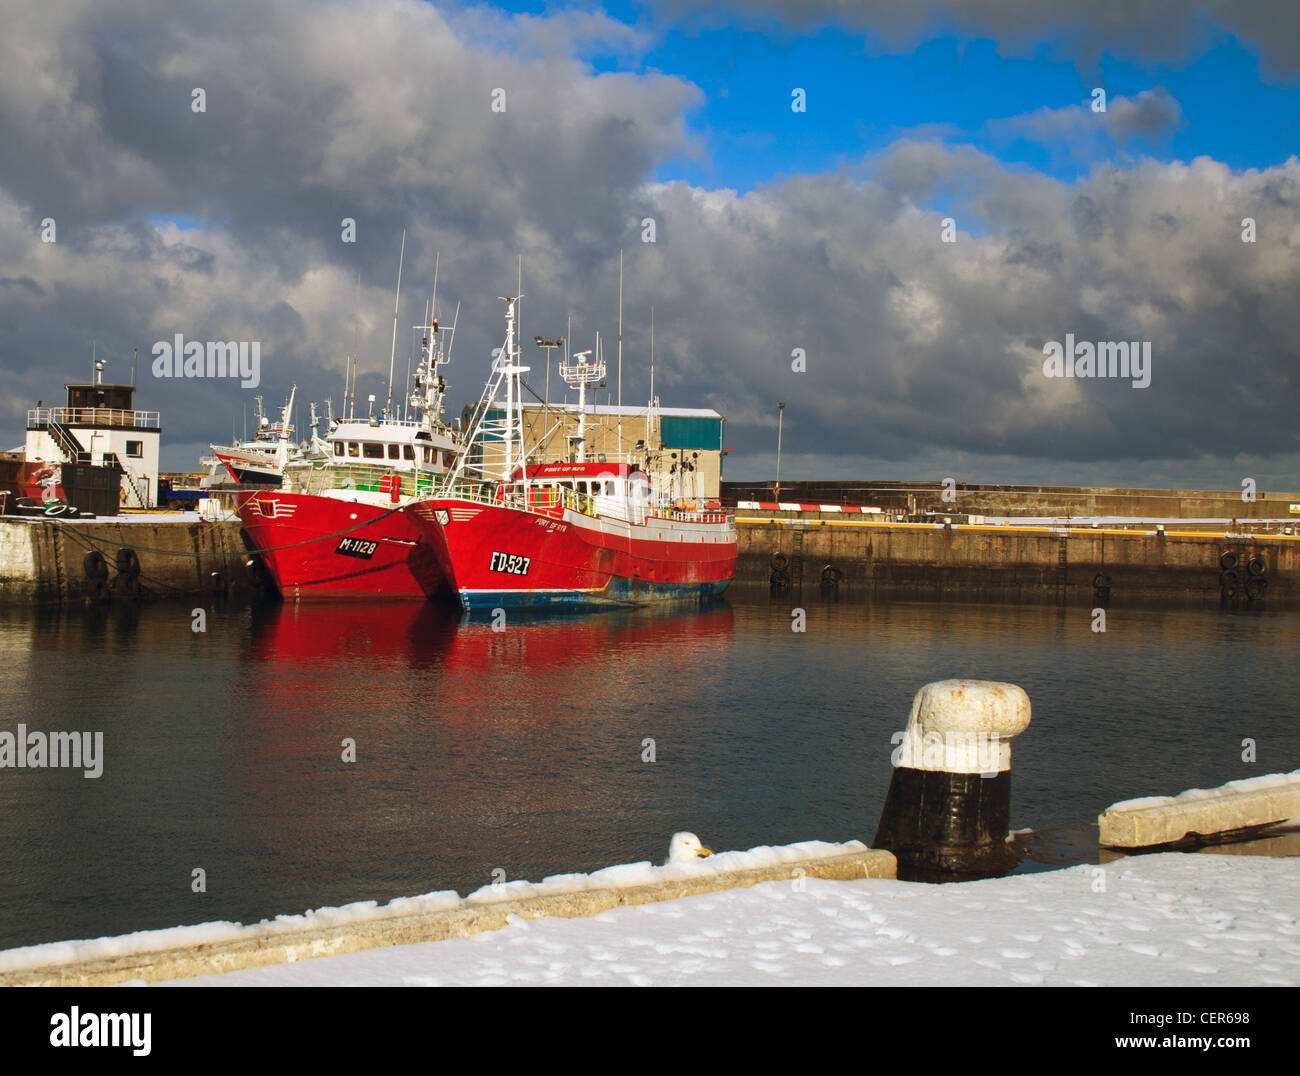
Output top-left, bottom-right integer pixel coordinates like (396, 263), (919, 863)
(489, 551), (531, 576)
(336, 537), (379, 559)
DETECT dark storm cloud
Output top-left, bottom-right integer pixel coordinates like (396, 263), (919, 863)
(632, 146), (1300, 474)
(987, 89), (1184, 155)
(0, 0), (700, 452)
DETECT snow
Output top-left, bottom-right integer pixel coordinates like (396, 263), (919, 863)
(464, 840), (865, 903)
(0, 890), (461, 973)
(1106, 769), (1300, 813)
(0, 840), (863, 974)
(165, 852), (1300, 987)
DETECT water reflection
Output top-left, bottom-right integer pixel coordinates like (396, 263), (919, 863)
(0, 593), (1296, 950)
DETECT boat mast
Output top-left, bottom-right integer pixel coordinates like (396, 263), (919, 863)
(350, 270), (360, 421)
(502, 296), (530, 503)
(385, 230), (406, 420)
(560, 343), (604, 464)
(617, 249), (623, 463)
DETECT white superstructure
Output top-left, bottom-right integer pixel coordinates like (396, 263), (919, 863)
(25, 375), (160, 508)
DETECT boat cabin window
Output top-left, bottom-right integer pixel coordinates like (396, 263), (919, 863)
(347, 442), (359, 458)
(388, 444), (400, 460)
(126, 440), (143, 458)
(363, 443), (384, 459)
(334, 443), (344, 456)
(403, 445), (415, 461)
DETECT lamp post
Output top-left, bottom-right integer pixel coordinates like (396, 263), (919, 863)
(534, 335), (563, 462)
(776, 401), (785, 500)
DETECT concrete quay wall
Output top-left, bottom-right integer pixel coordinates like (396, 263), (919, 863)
(725, 480), (1300, 521)
(0, 519), (257, 604)
(737, 520), (1299, 606)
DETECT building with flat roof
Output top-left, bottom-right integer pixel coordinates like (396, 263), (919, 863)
(463, 401), (726, 501)
(24, 382), (160, 508)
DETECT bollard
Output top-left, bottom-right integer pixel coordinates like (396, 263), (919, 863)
(873, 679), (1031, 882)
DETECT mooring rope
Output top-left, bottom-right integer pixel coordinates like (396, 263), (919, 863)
(29, 491), (411, 559)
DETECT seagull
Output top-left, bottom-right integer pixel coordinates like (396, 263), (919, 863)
(665, 831), (714, 865)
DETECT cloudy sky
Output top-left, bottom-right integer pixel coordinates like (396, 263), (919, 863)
(2, 0), (1297, 489)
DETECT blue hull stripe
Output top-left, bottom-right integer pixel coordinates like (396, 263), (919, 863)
(458, 577), (731, 612)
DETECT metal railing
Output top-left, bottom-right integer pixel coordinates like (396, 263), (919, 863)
(27, 407), (160, 429)
(287, 463), (441, 498)
(651, 506), (734, 525)
(430, 480), (733, 526)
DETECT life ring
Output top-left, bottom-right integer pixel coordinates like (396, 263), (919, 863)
(1092, 572), (1111, 589)
(116, 548), (141, 577)
(83, 551), (108, 580)
(1247, 557), (1266, 577)
(44, 504), (69, 517)
(1219, 550), (1238, 570)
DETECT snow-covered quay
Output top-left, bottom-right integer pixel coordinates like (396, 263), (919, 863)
(170, 852), (1299, 988)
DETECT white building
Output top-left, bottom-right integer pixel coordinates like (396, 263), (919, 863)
(25, 381), (160, 508)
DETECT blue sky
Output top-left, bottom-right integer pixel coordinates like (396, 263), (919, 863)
(493, 1), (1300, 193)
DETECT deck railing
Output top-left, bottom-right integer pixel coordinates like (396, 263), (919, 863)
(429, 480), (733, 525)
(287, 463), (441, 498)
(27, 407), (160, 430)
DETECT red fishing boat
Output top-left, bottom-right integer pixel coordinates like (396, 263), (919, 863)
(237, 306), (461, 601)
(404, 297), (736, 610)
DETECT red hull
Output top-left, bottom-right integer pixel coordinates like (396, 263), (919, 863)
(0, 458), (63, 504)
(238, 491), (448, 601)
(405, 498), (736, 609)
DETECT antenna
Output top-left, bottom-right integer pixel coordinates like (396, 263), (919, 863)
(617, 249), (623, 462)
(430, 250), (439, 325)
(648, 304), (655, 447)
(351, 270), (360, 420)
(386, 229), (406, 418)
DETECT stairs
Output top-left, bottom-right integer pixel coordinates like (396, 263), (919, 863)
(109, 454), (148, 509)
(47, 420), (89, 463)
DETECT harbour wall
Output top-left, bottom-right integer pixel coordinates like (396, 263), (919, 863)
(736, 519), (1299, 606)
(724, 480), (1300, 521)
(0, 519), (258, 604)
(1, 514), (1296, 607)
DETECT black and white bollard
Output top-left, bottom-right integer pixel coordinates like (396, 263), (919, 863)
(873, 679), (1032, 882)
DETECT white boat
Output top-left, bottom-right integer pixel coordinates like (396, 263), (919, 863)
(209, 388), (298, 485)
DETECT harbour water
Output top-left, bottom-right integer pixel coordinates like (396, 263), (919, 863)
(1, 590), (1297, 951)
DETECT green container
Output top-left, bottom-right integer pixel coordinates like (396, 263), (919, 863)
(61, 463), (121, 517)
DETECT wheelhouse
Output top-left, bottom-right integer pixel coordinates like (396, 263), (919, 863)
(327, 420), (458, 471)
